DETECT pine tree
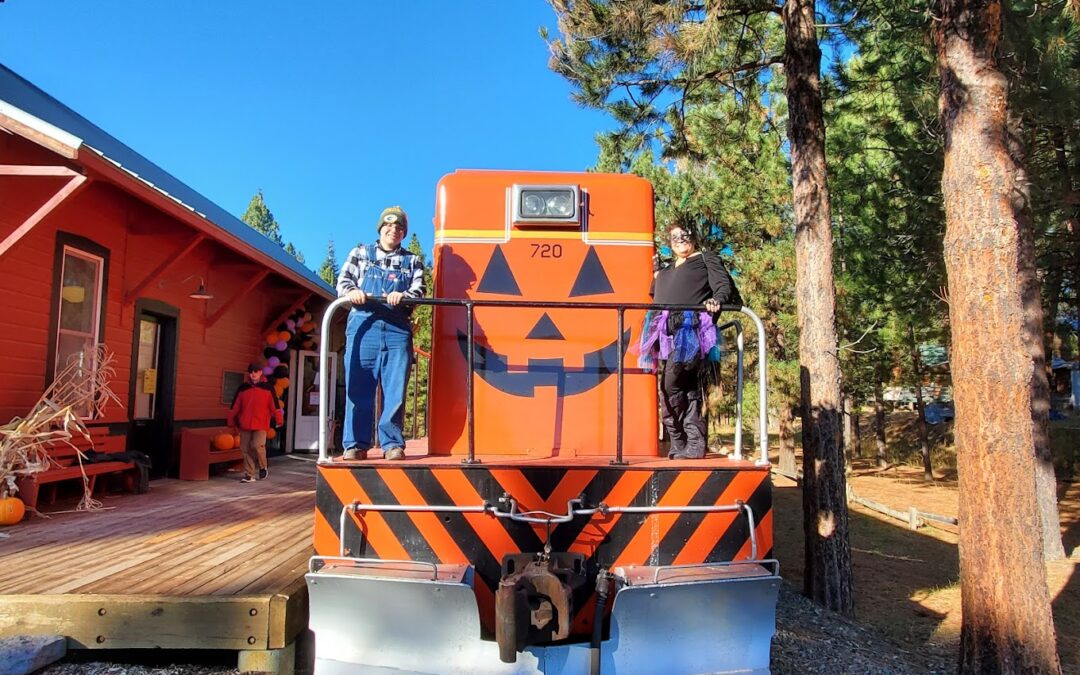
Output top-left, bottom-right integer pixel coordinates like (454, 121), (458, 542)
(934, 0), (1062, 668)
(283, 242), (305, 264)
(404, 234), (432, 439)
(241, 190), (284, 246)
(317, 240), (338, 287)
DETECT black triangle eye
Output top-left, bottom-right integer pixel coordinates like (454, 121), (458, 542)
(569, 248), (614, 297)
(476, 245), (522, 295)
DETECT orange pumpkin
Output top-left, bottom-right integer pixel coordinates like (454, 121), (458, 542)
(0, 496), (26, 525)
(212, 433), (235, 451)
(233, 434), (241, 448)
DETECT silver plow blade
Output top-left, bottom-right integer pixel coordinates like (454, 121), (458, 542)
(306, 557), (779, 675)
(606, 561), (781, 675)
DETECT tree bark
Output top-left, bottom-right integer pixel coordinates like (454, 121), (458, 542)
(874, 379), (887, 468)
(778, 403), (798, 478)
(784, 0), (853, 615)
(935, 0), (1062, 668)
(909, 324), (933, 480)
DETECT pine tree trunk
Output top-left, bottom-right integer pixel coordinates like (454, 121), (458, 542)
(838, 395), (848, 463)
(875, 379), (888, 468)
(843, 394), (856, 462)
(934, 0), (1062, 668)
(853, 408), (862, 459)
(778, 403), (798, 478)
(1015, 124), (1066, 563)
(909, 325), (933, 480)
(783, 0), (853, 616)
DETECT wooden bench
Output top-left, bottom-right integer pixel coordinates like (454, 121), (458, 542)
(178, 426), (244, 481)
(15, 426), (144, 511)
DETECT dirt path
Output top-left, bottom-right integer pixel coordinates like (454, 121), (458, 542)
(773, 461), (1080, 672)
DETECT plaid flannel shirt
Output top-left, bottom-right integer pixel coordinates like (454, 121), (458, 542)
(336, 243), (426, 299)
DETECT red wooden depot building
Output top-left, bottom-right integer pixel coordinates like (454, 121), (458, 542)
(0, 64), (336, 481)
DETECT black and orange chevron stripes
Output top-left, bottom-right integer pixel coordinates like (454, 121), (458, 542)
(314, 463), (772, 636)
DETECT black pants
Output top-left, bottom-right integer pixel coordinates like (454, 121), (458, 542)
(659, 360), (707, 458)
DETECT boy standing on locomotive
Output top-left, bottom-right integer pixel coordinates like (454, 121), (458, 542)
(336, 206), (427, 461)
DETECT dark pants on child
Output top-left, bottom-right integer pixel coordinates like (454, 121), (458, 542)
(659, 359), (706, 458)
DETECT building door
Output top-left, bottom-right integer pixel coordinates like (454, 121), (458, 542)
(292, 350), (336, 452)
(130, 309), (177, 477)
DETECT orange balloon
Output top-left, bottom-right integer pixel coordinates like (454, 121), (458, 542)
(278, 331), (293, 343)
(266, 428), (277, 440)
(302, 322), (316, 333)
(213, 433), (235, 451)
(265, 333), (279, 346)
(276, 377), (290, 390)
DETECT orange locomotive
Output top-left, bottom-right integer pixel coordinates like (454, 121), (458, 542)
(306, 171), (780, 675)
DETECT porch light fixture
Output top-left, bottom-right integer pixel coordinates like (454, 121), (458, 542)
(183, 275), (213, 300)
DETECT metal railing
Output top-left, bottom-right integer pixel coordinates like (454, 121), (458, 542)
(319, 296), (769, 466)
(337, 498), (763, 560)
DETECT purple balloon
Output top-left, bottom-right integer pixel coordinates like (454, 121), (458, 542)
(262, 366), (274, 376)
(286, 319), (296, 331)
(274, 340), (288, 351)
(267, 356), (280, 368)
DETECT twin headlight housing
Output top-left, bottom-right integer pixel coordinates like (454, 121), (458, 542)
(512, 184), (580, 224)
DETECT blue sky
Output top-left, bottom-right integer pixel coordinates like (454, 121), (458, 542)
(0, 2), (612, 267)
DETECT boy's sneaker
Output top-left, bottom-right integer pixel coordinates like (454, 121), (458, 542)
(258, 468), (268, 480)
(342, 448), (367, 460)
(239, 475), (257, 483)
(384, 447), (405, 461)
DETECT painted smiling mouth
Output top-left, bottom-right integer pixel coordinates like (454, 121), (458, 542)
(456, 329), (632, 397)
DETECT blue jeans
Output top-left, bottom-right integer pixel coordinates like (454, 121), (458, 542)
(343, 310), (412, 452)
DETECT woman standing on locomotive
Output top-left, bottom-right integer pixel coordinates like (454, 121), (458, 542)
(639, 225), (742, 459)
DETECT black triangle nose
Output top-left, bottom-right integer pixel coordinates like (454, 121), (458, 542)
(526, 313), (565, 340)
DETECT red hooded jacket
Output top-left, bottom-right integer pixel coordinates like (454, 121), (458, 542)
(228, 382), (283, 431)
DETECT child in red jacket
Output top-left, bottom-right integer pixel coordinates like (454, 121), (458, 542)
(228, 363), (284, 482)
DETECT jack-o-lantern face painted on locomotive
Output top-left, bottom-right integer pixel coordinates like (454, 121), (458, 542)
(429, 171), (659, 457)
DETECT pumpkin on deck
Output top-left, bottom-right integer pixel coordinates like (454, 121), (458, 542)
(0, 496), (26, 525)
(212, 433), (235, 451)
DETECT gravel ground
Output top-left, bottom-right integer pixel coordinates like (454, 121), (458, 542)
(38, 582), (951, 675)
(771, 584), (952, 674)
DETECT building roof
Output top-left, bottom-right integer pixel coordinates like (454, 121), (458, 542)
(0, 63), (333, 297)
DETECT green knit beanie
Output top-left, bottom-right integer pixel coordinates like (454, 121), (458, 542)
(377, 206), (408, 234)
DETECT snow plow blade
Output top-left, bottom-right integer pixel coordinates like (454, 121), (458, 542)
(306, 557), (779, 674)
(606, 560), (781, 675)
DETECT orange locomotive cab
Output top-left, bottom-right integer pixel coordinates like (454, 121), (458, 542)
(429, 170), (658, 457)
(306, 170), (780, 675)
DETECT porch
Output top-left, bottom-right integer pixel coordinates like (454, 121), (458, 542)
(0, 454), (318, 673)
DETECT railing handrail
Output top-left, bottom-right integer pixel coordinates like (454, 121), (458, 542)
(319, 296), (769, 467)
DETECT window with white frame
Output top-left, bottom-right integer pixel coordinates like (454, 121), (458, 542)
(54, 245), (104, 416)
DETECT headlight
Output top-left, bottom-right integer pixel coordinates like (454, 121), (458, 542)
(522, 193), (547, 217)
(512, 185), (580, 223)
(546, 193), (574, 217)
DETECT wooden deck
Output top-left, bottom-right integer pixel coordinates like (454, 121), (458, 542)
(0, 454), (316, 655)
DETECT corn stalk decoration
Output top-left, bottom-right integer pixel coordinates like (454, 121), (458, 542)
(0, 345), (122, 511)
